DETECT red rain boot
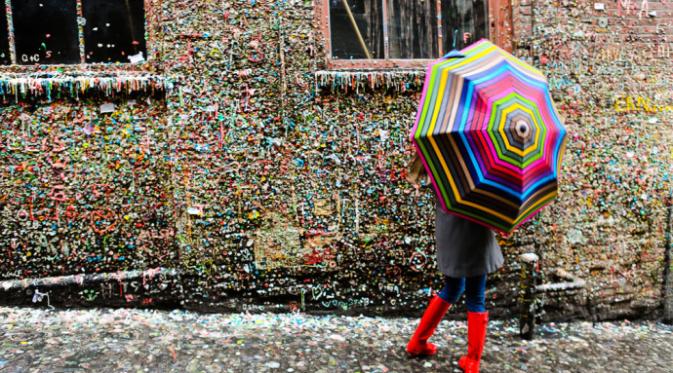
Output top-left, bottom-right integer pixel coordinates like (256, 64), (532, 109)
(406, 295), (451, 356)
(458, 311), (489, 373)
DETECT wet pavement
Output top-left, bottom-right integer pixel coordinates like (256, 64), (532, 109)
(0, 307), (672, 373)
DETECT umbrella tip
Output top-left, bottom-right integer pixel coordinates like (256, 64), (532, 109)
(443, 49), (465, 59)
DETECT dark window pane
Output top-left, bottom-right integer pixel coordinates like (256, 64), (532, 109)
(0, 5), (9, 64)
(11, 0), (79, 64)
(441, 0), (488, 51)
(387, 0), (438, 59)
(329, 0), (384, 59)
(82, 0), (146, 63)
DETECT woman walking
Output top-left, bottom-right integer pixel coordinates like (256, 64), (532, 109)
(405, 155), (504, 373)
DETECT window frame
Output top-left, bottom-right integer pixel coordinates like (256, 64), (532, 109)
(0, 0), (160, 72)
(316, 0), (514, 70)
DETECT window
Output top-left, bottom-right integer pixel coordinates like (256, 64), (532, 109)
(330, 0), (488, 60)
(82, 0), (146, 63)
(1, 0), (146, 65)
(322, 0), (511, 68)
(12, 0), (80, 64)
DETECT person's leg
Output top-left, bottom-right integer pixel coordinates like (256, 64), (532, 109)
(407, 276), (465, 356)
(464, 274), (486, 312)
(459, 274), (489, 373)
(438, 276), (466, 304)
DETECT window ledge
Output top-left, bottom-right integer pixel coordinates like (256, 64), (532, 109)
(326, 59), (433, 70)
(315, 69), (427, 94)
(0, 70), (173, 102)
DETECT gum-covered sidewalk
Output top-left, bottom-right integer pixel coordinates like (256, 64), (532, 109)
(0, 307), (671, 373)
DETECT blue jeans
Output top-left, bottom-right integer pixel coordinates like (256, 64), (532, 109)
(437, 274), (487, 312)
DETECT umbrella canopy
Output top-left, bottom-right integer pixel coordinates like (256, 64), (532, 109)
(410, 39), (567, 234)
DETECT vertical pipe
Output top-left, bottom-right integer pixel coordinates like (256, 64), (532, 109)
(663, 188), (673, 323)
(518, 252), (539, 340)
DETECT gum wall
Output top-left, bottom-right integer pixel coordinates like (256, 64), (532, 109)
(0, 0), (672, 321)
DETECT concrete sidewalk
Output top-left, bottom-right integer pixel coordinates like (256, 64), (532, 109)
(0, 307), (671, 373)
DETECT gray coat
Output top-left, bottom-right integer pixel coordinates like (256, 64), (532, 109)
(435, 203), (504, 278)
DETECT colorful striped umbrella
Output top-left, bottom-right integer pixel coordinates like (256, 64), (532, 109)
(410, 39), (567, 234)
